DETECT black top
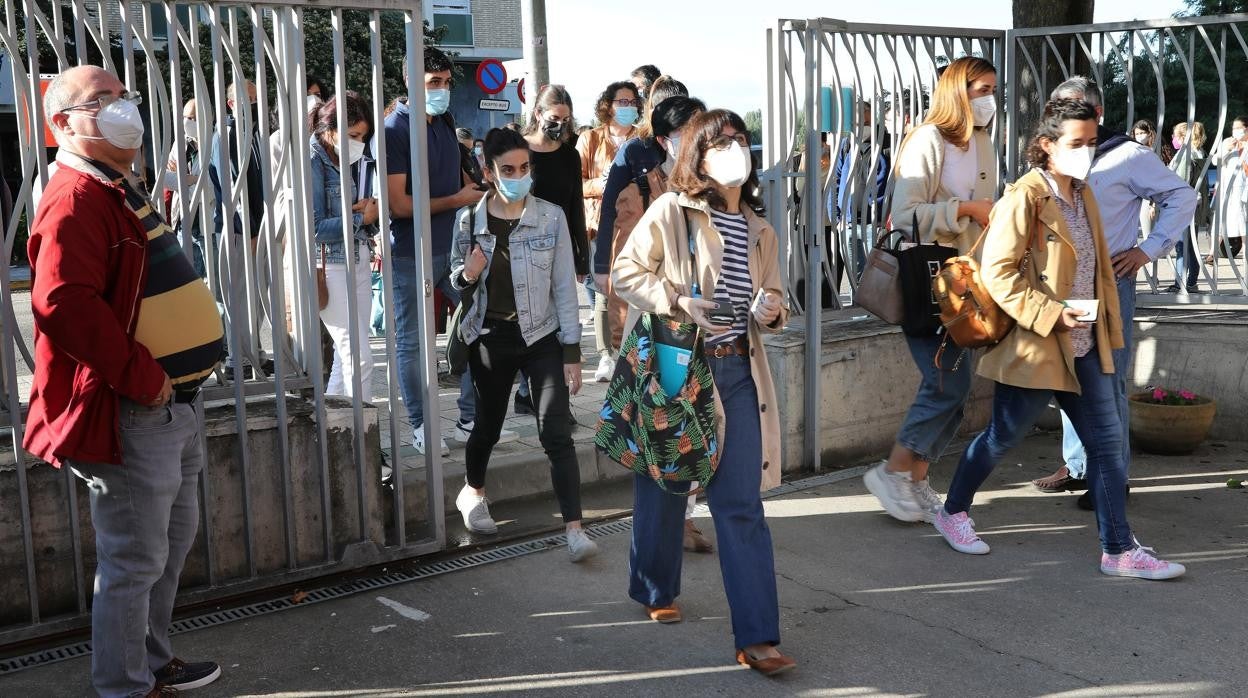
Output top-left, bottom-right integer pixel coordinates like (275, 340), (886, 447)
(484, 213), (520, 321)
(530, 142), (589, 275)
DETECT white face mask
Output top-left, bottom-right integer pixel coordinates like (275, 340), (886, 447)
(970, 94), (996, 128)
(1233, 128), (1246, 140)
(183, 118), (197, 141)
(1050, 144), (1095, 181)
(703, 140), (751, 188)
(1134, 133), (1150, 145)
(75, 98), (146, 150)
(344, 138), (366, 165)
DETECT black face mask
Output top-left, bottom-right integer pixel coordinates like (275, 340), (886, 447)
(542, 120), (565, 142)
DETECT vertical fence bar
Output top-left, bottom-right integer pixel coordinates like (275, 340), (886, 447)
(369, 8), (408, 547)
(802, 23), (823, 473)
(405, 13), (446, 546)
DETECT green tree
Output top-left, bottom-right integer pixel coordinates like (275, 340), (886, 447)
(179, 10), (447, 113)
(744, 109), (763, 145)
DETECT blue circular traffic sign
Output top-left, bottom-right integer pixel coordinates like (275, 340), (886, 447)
(476, 59), (507, 96)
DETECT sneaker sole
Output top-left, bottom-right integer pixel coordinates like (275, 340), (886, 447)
(934, 522), (991, 555)
(863, 468), (924, 523)
(464, 521), (499, 535)
(164, 666), (222, 691)
(1100, 565), (1185, 580)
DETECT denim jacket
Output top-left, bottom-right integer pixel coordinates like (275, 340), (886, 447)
(450, 194), (582, 351)
(310, 137), (375, 264)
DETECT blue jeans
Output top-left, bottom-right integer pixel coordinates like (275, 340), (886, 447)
(1173, 235), (1200, 289)
(896, 333), (975, 463)
(370, 269), (386, 335)
(628, 355), (780, 649)
(392, 254), (475, 428)
(70, 399), (205, 697)
(945, 351), (1134, 554)
(1060, 275), (1135, 479)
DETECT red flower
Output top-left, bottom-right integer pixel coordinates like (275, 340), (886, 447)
(1179, 390), (1197, 401)
(1152, 388), (1167, 402)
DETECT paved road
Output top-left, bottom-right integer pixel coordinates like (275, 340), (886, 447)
(5, 434), (1246, 697)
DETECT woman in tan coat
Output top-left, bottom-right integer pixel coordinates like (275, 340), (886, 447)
(612, 109), (795, 675)
(933, 99), (1185, 581)
(577, 80), (641, 381)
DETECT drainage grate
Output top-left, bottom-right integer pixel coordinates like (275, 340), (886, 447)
(0, 466), (868, 676)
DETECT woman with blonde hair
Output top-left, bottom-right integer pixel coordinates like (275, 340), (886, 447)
(1165, 120), (1208, 293)
(862, 56), (1000, 524)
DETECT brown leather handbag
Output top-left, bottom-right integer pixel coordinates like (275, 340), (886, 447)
(932, 210), (1039, 350)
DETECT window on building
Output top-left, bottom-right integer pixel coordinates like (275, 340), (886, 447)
(431, 0), (473, 47)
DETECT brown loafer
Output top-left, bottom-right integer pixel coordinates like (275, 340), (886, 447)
(683, 519), (714, 553)
(645, 604), (682, 624)
(736, 649), (797, 676)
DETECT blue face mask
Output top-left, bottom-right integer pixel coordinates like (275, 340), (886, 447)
(614, 106), (639, 127)
(495, 173), (532, 202)
(426, 88), (450, 116)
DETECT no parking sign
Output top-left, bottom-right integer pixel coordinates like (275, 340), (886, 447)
(475, 59), (507, 96)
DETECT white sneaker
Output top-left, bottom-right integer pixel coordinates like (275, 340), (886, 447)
(594, 354), (614, 382)
(566, 528), (599, 562)
(455, 484), (498, 534)
(413, 427), (450, 456)
(456, 420), (518, 445)
(910, 478), (945, 524)
(863, 462), (924, 523)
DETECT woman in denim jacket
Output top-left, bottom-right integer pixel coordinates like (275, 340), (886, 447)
(309, 92), (378, 399)
(449, 128), (596, 562)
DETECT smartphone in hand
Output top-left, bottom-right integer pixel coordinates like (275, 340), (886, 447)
(705, 299), (736, 327)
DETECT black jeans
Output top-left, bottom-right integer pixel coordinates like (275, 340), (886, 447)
(466, 320), (582, 522)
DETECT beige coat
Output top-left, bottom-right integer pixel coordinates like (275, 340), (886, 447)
(977, 169), (1124, 394)
(891, 124), (998, 253)
(611, 192), (790, 491)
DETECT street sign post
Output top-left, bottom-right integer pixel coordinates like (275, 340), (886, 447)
(475, 59), (507, 96)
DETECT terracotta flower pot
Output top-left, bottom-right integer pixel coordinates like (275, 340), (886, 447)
(1128, 392), (1217, 455)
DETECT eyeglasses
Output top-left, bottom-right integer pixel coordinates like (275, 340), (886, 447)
(707, 133), (750, 151)
(612, 98), (640, 108)
(544, 117), (572, 126)
(60, 90), (143, 113)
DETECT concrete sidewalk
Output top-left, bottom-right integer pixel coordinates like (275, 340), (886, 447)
(5, 433), (1246, 697)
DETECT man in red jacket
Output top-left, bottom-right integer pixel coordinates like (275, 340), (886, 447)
(28, 65), (224, 697)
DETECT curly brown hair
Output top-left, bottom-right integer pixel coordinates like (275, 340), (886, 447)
(668, 109), (763, 214)
(594, 81), (640, 125)
(1026, 98), (1098, 169)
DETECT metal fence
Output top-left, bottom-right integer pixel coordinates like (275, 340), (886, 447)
(0, 0), (447, 646)
(1007, 14), (1248, 295)
(761, 13), (1248, 472)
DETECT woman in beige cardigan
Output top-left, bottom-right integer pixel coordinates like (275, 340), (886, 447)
(933, 99), (1184, 580)
(612, 109), (795, 675)
(863, 56), (1000, 524)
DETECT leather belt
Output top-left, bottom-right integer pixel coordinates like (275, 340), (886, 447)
(704, 335), (749, 358)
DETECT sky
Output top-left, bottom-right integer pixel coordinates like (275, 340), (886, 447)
(543, 0), (1191, 123)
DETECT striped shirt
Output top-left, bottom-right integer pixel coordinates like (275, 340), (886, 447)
(94, 161), (226, 389)
(708, 210), (752, 345)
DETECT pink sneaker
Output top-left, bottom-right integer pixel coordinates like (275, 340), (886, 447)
(933, 510), (990, 554)
(1100, 547), (1186, 580)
